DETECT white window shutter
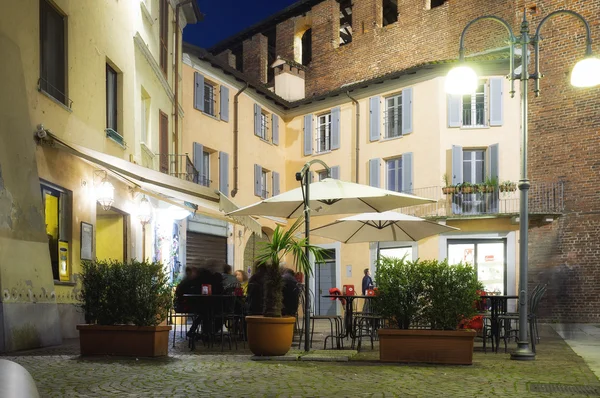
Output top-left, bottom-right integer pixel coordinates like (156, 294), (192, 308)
(254, 164), (262, 197)
(401, 152), (413, 193)
(194, 72), (204, 111)
(448, 94), (461, 128)
(331, 107), (341, 150)
(402, 88), (413, 135)
(303, 114), (313, 156)
(254, 104), (261, 136)
(272, 171), (280, 196)
(369, 97), (381, 141)
(219, 152), (229, 196)
(193, 142), (204, 184)
(369, 158), (380, 187)
(272, 114), (279, 145)
(486, 143), (499, 182)
(220, 86), (229, 122)
(489, 78), (503, 126)
(451, 145), (463, 185)
(331, 165), (340, 180)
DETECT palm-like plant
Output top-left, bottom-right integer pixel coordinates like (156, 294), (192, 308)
(255, 217), (326, 317)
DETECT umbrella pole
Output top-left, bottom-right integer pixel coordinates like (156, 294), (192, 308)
(303, 170), (311, 352)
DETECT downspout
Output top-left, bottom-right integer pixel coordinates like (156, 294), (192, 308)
(230, 82), (249, 197)
(346, 91), (360, 183)
(174, 0), (193, 173)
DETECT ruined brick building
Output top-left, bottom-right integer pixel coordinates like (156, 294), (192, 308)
(201, 0), (599, 322)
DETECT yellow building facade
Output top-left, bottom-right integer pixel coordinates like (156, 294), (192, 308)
(182, 47), (525, 315)
(0, 0), (202, 352)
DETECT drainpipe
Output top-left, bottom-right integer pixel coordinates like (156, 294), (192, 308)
(346, 91), (360, 183)
(174, 0), (193, 173)
(231, 82), (249, 198)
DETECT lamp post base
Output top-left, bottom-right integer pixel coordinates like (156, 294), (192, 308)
(510, 341), (536, 361)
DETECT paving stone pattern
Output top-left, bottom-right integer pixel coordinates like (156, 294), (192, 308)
(2, 324), (599, 397)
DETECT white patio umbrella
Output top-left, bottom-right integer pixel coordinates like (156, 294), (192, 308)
(227, 178), (435, 218)
(310, 211), (458, 243)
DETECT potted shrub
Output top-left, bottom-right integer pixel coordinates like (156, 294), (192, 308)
(441, 173), (455, 195)
(458, 182), (474, 194)
(76, 259), (172, 357)
(483, 176), (498, 193)
(500, 180), (517, 192)
(246, 217), (325, 356)
(375, 257), (481, 365)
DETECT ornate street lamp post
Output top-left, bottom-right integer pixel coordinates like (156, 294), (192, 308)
(446, 10), (600, 360)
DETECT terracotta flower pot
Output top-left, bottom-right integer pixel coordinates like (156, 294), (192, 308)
(246, 315), (295, 356)
(378, 328), (476, 365)
(77, 324), (171, 357)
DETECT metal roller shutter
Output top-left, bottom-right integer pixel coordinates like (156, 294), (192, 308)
(186, 231), (227, 267)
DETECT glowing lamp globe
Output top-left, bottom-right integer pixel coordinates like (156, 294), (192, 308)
(445, 65), (479, 95)
(571, 57), (600, 88)
(138, 196), (153, 224)
(96, 180), (114, 211)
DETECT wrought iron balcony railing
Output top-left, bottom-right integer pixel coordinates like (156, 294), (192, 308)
(156, 154), (199, 183)
(397, 181), (564, 219)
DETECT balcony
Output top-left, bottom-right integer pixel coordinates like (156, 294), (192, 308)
(398, 181), (564, 220)
(156, 154), (199, 183)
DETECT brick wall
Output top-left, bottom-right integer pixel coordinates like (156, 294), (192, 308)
(243, 33), (268, 84)
(216, 49), (236, 69)
(276, 18), (296, 61)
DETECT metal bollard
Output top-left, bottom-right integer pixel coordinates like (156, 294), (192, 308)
(0, 359), (40, 398)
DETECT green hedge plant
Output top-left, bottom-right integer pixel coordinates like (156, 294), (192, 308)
(80, 259), (171, 326)
(375, 257), (481, 330)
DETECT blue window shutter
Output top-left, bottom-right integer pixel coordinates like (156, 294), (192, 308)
(448, 94), (461, 127)
(369, 97), (381, 142)
(220, 86), (229, 122)
(402, 88), (413, 135)
(219, 151), (229, 196)
(369, 158), (380, 187)
(272, 114), (279, 145)
(331, 107), (341, 150)
(194, 72), (204, 111)
(331, 165), (340, 180)
(487, 143), (499, 182)
(193, 142), (204, 184)
(451, 145), (463, 185)
(489, 78), (503, 126)
(254, 164), (262, 197)
(303, 114), (313, 156)
(402, 152), (413, 193)
(254, 104), (261, 136)
(272, 171), (280, 196)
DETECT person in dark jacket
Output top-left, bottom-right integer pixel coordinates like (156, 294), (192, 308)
(222, 263), (238, 289)
(174, 266), (200, 313)
(362, 268), (374, 295)
(245, 262), (266, 316)
(281, 267), (300, 316)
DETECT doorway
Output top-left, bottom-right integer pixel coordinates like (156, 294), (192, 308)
(314, 249), (337, 316)
(96, 205), (128, 262)
(447, 239), (506, 294)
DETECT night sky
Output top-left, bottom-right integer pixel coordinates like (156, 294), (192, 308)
(183, 0), (299, 50)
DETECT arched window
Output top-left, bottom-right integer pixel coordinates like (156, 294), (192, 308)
(301, 28), (312, 66)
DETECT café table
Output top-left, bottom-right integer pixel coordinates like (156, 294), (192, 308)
(480, 295), (518, 352)
(322, 294), (375, 339)
(183, 294), (245, 351)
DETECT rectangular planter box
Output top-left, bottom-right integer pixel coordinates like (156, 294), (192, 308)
(76, 324), (171, 357)
(378, 329), (476, 365)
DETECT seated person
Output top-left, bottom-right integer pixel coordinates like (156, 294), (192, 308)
(188, 259), (225, 337)
(222, 263), (238, 290)
(245, 262), (267, 316)
(174, 266), (200, 313)
(234, 270), (249, 295)
(281, 268), (300, 317)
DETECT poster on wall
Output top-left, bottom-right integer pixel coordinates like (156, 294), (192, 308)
(463, 248), (474, 266)
(80, 222), (93, 261)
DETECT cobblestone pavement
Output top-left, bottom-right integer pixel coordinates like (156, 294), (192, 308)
(3, 324), (599, 397)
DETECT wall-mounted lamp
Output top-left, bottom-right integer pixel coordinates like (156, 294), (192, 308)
(95, 171), (114, 211)
(138, 195), (153, 225)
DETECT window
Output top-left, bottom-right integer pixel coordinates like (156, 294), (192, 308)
(317, 113), (332, 153)
(386, 158), (403, 192)
(383, 0), (398, 26)
(200, 151), (210, 187)
(141, 89), (150, 145)
(462, 81), (487, 127)
(430, 0), (447, 8)
(41, 182), (71, 281)
(159, 110), (169, 173)
(385, 93), (402, 138)
(301, 29), (312, 65)
(204, 83), (215, 116)
(338, 0), (353, 46)
(106, 64), (118, 132)
(159, 0), (169, 75)
(261, 112), (269, 140)
(463, 150), (485, 184)
(318, 170), (328, 181)
(260, 169), (268, 198)
(39, 0), (67, 105)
